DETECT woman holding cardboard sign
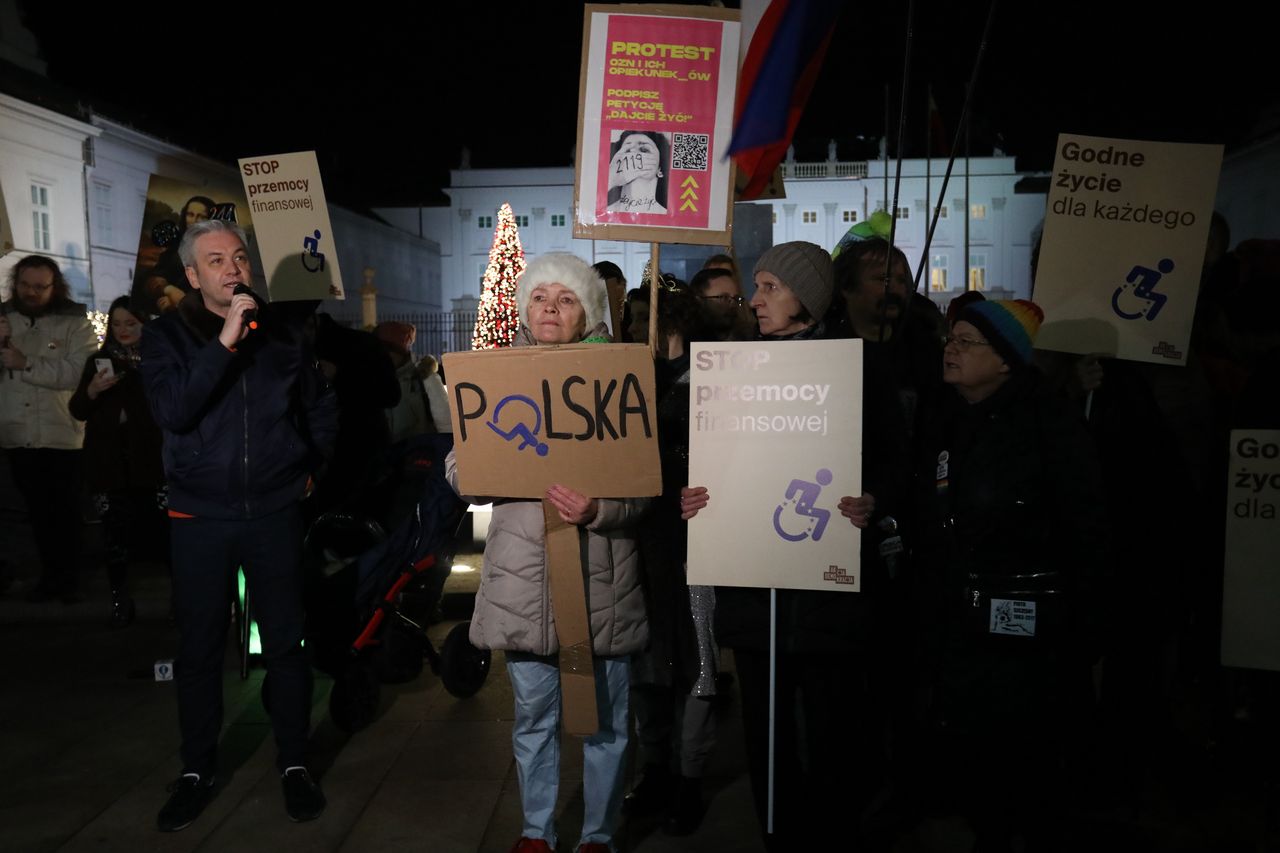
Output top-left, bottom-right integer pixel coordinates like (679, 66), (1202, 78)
(445, 253), (647, 853)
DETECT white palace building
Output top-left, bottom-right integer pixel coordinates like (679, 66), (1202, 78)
(375, 146), (1051, 316)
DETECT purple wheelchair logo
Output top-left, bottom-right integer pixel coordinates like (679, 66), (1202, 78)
(1113, 258), (1173, 321)
(486, 394), (549, 456)
(773, 468), (833, 542)
(301, 229), (326, 273)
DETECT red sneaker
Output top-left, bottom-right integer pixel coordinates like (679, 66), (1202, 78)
(508, 838), (553, 853)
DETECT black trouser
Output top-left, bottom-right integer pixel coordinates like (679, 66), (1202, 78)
(170, 505), (311, 776)
(733, 648), (883, 850)
(8, 448), (83, 594)
(92, 487), (168, 591)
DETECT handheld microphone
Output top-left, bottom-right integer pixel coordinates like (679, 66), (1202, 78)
(232, 284), (259, 330)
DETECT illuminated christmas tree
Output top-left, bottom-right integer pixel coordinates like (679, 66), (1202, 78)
(471, 202), (526, 349)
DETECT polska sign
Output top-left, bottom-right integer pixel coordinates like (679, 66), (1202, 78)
(443, 344), (661, 499)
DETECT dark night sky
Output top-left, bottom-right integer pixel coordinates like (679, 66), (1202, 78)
(20, 1), (1275, 210)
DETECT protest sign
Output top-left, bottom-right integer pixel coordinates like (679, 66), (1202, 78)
(0, 181), (14, 256)
(687, 340), (862, 591)
(1034, 134), (1222, 365)
(237, 151), (344, 302)
(1221, 430), (1280, 672)
(443, 343), (660, 499)
(573, 4), (740, 246)
(130, 175), (253, 315)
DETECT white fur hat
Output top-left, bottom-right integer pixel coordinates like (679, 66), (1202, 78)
(516, 253), (608, 334)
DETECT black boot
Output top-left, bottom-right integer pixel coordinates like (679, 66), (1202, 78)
(111, 589), (136, 628)
(663, 775), (706, 836)
(623, 763), (671, 817)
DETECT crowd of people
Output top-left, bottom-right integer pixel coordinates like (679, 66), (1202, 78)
(1, 212), (1277, 852)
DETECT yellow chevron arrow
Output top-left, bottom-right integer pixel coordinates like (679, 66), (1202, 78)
(680, 199), (698, 212)
(681, 176), (699, 189)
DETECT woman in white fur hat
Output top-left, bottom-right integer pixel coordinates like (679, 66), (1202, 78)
(447, 253), (648, 853)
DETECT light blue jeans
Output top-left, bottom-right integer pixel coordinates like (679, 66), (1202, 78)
(506, 654), (631, 849)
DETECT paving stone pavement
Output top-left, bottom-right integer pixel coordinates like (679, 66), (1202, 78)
(3, 478), (1277, 852)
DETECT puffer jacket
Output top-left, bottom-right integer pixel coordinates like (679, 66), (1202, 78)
(447, 321), (649, 656)
(0, 300), (98, 450)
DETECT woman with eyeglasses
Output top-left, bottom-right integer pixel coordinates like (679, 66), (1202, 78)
(914, 298), (1107, 850)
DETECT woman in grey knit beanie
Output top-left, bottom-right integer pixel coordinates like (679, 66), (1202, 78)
(748, 241), (834, 337)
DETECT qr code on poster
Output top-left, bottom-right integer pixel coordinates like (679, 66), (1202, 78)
(672, 133), (709, 171)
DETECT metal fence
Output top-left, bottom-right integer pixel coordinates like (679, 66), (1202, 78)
(377, 310), (478, 360)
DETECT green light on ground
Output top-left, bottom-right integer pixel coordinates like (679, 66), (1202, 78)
(237, 567), (262, 656)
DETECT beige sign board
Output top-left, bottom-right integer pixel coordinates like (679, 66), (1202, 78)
(573, 4), (740, 246)
(687, 340), (863, 591)
(0, 181), (14, 256)
(1034, 134), (1222, 365)
(443, 343), (661, 499)
(1221, 430), (1280, 672)
(237, 151), (344, 302)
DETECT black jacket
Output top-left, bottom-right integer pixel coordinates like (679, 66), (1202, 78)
(140, 292), (337, 519)
(69, 345), (165, 493)
(913, 368), (1108, 724)
(713, 322), (911, 654)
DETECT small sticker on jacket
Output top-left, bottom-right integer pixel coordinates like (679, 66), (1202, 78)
(989, 598), (1036, 636)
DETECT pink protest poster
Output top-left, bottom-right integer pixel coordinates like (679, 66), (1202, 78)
(574, 5), (739, 246)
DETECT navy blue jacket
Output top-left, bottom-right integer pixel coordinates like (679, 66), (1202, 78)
(140, 291), (337, 519)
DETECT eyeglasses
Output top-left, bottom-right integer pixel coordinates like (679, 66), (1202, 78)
(941, 334), (992, 351)
(699, 294), (745, 305)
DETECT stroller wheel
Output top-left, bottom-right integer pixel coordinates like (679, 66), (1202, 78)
(439, 621), (491, 698)
(329, 662), (380, 733)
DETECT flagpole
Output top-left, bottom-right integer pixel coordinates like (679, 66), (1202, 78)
(925, 84), (932, 292)
(881, 0), (916, 344)
(911, 0), (1000, 295)
(965, 86), (971, 292)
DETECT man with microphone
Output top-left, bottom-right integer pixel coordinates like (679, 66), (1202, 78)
(141, 219), (336, 831)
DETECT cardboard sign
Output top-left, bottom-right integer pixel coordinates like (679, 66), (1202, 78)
(443, 343), (661, 499)
(1034, 134), (1222, 365)
(543, 501), (599, 735)
(237, 151), (344, 302)
(573, 4), (740, 246)
(1221, 430), (1280, 672)
(131, 174), (254, 315)
(687, 340), (862, 591)
(0, 180), (14, 256)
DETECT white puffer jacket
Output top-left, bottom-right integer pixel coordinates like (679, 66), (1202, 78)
(0, 301), (97, 450)
(449, 448), (649, 657)
(445, 321), (649, 657)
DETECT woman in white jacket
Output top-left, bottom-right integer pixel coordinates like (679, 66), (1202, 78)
(447, 253), (648, 853)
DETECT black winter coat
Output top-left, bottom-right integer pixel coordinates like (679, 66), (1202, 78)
(713, 323), (911, 654)
(69, 345), (165, 493)
(914, 368), (1108, 727)
(140, 291), (337, 519)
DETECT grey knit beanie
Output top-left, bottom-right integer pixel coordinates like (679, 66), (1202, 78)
(753, 241), (834, 320)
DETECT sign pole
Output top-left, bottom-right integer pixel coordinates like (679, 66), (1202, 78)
(767, 587), (777, 834)
(649, 241), (661, 359)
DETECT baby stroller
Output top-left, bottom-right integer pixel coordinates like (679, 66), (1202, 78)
(303, 433), (490, 733)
